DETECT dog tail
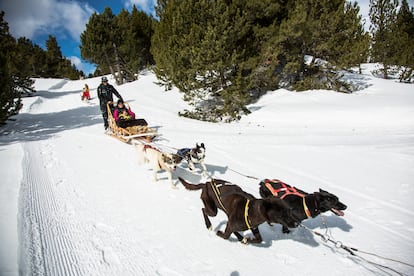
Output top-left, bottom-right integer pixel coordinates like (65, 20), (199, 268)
(178, 177), (205, 191)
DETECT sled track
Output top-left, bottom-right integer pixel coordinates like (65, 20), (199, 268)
(19, 142), (93, 275)
(18, 142), (169, 275)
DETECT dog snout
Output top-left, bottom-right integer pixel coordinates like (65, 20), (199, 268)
(338, 202), (347, 210)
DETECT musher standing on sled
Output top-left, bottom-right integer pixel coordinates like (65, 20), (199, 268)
(97, 76), (124, 130)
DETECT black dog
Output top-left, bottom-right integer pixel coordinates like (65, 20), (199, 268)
(177, 143), (207, 175)
(179, 177), (297, 244)
(259, 179), (347, 233)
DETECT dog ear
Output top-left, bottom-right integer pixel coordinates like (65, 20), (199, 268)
(201, 143), (205, 149)
(319, 188), (328, 193)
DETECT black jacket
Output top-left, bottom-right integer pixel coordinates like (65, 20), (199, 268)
(97, 83), (123, 110)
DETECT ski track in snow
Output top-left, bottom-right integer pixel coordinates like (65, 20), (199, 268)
(19, 141), (178, 275)
(20, 142), (87, 275)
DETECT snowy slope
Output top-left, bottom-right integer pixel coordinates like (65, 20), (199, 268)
(0, 65), (414, 275)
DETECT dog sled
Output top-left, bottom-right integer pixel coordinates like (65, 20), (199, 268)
(106, 102), (158, 143)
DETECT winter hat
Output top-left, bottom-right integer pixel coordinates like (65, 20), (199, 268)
(101, 76), (108, 82)
(117, 99), (124, 105)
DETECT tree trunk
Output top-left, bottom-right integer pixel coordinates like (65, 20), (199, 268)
(104, 52), (115, 81)
(383, 63), (389, 79)
(113, 43), (123, 85)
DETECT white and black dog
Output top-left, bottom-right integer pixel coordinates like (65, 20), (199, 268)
(177, 143), (207, 176)
(135, 144), (182, 188)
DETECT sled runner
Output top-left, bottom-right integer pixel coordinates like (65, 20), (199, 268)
(106, 102), (157, 143)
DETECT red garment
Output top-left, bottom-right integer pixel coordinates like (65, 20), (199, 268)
(81, 87), (90, 100)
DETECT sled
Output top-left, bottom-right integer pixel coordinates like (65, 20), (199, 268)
(106, 102), (158, 143)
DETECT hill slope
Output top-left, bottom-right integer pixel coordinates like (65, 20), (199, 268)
(1, 65), (414, 275)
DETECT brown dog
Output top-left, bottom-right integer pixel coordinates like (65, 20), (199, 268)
(178, 177), (297, 244)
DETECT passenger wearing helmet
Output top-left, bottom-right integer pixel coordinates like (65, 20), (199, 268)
(97, 76), (124, 130)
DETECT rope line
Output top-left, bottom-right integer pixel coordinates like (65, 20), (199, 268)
(133, 138), (413, 275)
(300, 223), (413, 275)
(227, 167), (259, 180)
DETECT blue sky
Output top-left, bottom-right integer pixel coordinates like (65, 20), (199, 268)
(1, 0), (413, 76)
(0, 0), (157, 75)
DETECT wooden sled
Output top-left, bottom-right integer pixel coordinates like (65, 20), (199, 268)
(106, 102), (157, 143)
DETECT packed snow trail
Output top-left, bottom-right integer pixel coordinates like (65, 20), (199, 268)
(2, 67), (413, 275)
(20, 142), (88, 275)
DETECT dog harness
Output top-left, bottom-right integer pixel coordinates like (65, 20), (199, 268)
(177, 148), (190, 158)
(177, 147), (204, 163)
(302, 198), (311, 219)
(210, 179), (227, 212)
(244, 200), (252, 229)
(263, 179), (313, 219)
(263, 179), (304, 199)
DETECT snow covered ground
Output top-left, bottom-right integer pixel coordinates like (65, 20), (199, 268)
(1, 64), (413, 275)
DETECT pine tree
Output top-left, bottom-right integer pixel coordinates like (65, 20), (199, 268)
(369, 0), (398, 79)
(31, 44), (47, 76)
(81, 7), (122, 82)
(116, 6), (155, 79)
(42, 35), (80, 79)
(152, 0), (256, 121)
(12, 38), (35, 77)
(129, 6), (154, 69)
(45, 35), (63, 77)
(392, 0), (414, 81)
(266, 0), (368, 91)
(0, 11), (22, 125)
(241, 0), (289, 97)
(155, 0), (169, 17)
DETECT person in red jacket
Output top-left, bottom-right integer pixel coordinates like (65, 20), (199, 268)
(81, 84), (91, 101)
(113, 100), (147, 128)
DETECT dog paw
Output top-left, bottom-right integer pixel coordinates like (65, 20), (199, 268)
(282, 228), (291, 234)
(170, 184), (178, 189)
(241, 237), (249, 244)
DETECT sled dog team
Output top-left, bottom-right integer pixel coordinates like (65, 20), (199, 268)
(94, 77), (347, 244)
(135, 141), (347, 244)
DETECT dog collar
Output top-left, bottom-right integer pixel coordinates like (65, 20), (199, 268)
(244, 200), (252, 229)
(302, 197), (312, 219)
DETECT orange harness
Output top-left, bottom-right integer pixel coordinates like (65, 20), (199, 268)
(264, 179), (312, 218)
(264, 180), (304, 199)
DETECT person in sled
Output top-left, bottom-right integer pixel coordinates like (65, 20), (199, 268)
(81, 84), (91, 101)
(97, 76), (123, 130)
(113, 100), (148, 128)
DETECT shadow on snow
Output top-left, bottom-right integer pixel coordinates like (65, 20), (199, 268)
(0, 104), (102, 145)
